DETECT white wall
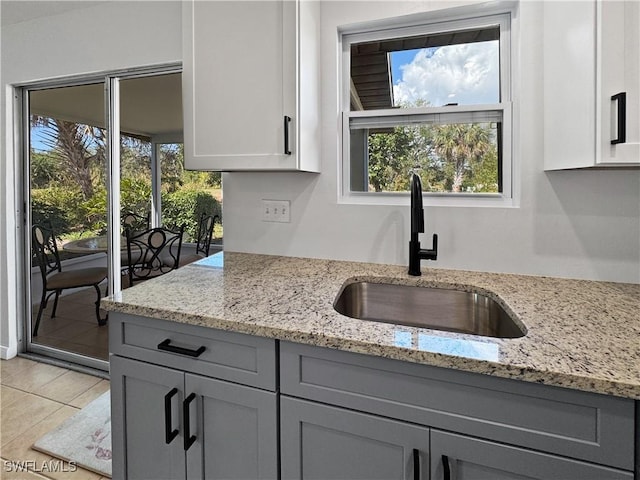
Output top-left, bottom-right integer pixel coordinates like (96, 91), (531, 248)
(223, 0), (640, 283)
(0, 1), (182, 358)
(1, 1), (639, 358)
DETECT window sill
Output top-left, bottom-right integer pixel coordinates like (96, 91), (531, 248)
(338, 192), (518, 208)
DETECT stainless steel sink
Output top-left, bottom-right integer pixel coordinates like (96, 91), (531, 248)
(333, 281), (526, 339)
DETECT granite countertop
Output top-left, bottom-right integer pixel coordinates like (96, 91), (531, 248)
(103, 252), (640, 400)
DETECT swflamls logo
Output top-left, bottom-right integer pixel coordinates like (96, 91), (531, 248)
(3, 459), (78, 473)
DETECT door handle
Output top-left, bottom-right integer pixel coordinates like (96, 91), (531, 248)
(284, 115), (292, 155)
(164, 388), (179, 444)
(183, 392), (197, 451)
(611, 92), (626, 144)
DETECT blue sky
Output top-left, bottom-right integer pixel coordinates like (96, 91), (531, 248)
(390, 40), (499, 107)
(31, 125), (50, 152)
(390, 48), (426, 85)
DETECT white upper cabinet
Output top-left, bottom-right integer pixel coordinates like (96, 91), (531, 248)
(543, 0), (639, 170)
(182, 1), (320, 172)
(596, 0), (639, 165)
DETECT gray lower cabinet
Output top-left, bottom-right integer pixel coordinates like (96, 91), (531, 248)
(109, 312), (279, 479)
(110, 314), (637, 480)
(111, 356), (277, 480)
(280, 342), (637, 480)
(280, 395), (633, 480)
(280, 396), (430, 480)
(430, 430), (633, 480)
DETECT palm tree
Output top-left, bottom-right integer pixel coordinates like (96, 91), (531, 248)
(430, 123), (492, 193)
(31, 116), (106, 200)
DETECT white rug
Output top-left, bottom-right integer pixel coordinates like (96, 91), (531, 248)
(33, 391), (112, 478)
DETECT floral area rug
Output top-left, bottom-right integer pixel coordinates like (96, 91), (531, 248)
(33, 390), (112, 477)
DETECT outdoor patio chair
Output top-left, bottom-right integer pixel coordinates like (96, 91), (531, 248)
(121, 211), (151, 268)
(125, 225), (185, 287)
(179, 213), (219, 266)
(121, 211), (150, 234)
(31, 223), (108, 336)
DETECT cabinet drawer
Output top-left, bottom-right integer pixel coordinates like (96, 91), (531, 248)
(280, 342), (635, 470)
(109, 312), (276, 390)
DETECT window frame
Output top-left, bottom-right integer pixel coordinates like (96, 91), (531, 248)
(339, 5), (517, 207)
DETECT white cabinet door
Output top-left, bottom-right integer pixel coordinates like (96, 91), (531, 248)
(183, 0), (319, 171)
(543, 1), (596, 170)
(597, 0), (640, 165)
(543, 0), (639, 169)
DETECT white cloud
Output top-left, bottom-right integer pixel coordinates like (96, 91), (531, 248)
(393, 41), (499, 107)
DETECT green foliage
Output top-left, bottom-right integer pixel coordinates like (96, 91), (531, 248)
(31, 187), (85, 235)
(363, 97), (498, 193)
(205, 172), (222, 188)
(161, 189), (220, 241)
(29, 122), (223, 243)
(30, 151), (63, 188)
(120, 178), (152, 216)
(430, 123), (492, 192)
(81, 186), (107, 234)
(31, 200), (70, 233)
(181, 171), (222, 189)
(120, 138), (151, 183)
(366, 122), (498, 193)
(464, 149), (499, 193)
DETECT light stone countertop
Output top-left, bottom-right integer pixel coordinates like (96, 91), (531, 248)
(102, 252), (640, 400)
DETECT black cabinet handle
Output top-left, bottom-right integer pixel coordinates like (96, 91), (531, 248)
(164, 388), (179, 444)
(611, 92), (626, 145)
(183, 392), (197, 451)
(412, 449), (420, 480)
(284, 115), (292, 155)
(442, 455), (452, 480)
(157, 339), (206, 358)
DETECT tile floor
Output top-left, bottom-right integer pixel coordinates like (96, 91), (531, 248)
(31, 288), (109, 362)
(0, 356), (110, 480)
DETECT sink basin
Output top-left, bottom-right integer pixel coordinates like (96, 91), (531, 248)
(333, 282), (525, 339)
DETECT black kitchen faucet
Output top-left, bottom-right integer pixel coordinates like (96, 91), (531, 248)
(408, 172), (438, 276)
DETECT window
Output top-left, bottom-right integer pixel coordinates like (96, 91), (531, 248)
(341, 9), (513, 204)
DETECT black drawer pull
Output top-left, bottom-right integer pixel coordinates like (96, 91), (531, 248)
(157, 339), (206, 357)
(442, 455), (451, 480)
(284, 115), (292, 155)
(611, 92), (627, 145)
(413, 448), (420, 480)
(183, 392), (197, 451)
(164, 388), (179, 444)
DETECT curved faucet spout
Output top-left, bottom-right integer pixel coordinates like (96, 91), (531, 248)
(410, 173), (424, 234)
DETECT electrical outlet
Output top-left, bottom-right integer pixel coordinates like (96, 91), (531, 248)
(261, 200), (290, 223)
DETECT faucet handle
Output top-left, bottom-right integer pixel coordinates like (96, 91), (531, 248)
(428, 233), (438, 260)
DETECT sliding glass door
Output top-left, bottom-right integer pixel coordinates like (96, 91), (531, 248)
(23, 66), (186, 370)
(27, 81), (110, 368)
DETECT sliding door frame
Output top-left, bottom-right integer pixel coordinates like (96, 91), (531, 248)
(19, 63), (181, 371)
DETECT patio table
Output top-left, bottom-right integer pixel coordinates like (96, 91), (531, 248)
(63, 236), (127, 254)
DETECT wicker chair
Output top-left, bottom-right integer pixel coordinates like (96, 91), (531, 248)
(31, 224), (108, 336)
